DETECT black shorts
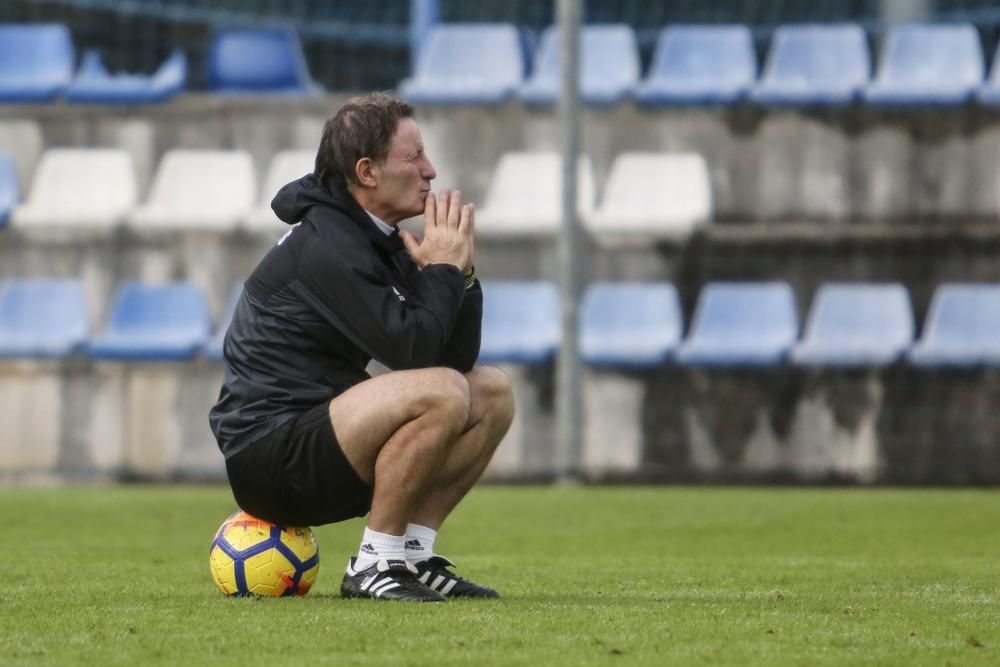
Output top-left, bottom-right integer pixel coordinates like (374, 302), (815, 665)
(225, 402), (372, 527)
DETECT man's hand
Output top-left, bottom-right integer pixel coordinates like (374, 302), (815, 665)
(399, 190), (475, 275)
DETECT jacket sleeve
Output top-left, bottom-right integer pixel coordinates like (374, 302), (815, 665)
(296, 232), (467, 370)
(437, 280), (482, 372)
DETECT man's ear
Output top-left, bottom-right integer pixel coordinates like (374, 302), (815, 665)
(355, 157), (378, 188)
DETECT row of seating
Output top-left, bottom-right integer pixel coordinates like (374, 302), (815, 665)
(1, 279), (997, 368)
(485, 281), (1000, 368)
(0, 148), (314, 232)
(402, 22), (1000, 107)
(0, 149), (710, 239)
(0, 24), (316, 103)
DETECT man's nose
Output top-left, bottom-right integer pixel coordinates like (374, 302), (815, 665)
(421, 157), (437, 181)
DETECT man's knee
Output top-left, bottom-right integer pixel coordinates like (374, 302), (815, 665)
(418, 368), (471, 431)
(468, 366), (515, 425)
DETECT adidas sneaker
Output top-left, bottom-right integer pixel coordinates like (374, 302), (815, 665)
(340, 558), (447, 602)
(414, 556), (500, 599)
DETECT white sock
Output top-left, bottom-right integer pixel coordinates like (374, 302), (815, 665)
(354, 527), (405, 571)
(405, 523), (438, 564)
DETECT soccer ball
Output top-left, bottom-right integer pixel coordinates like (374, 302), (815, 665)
(209, 510), (319, 597)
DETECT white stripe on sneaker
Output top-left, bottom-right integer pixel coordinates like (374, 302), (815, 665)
(361, 575), (380, 592)
(373, 581), (399, 597)
(418, 571), (431, 584)
(375, 581), (399, 598)
(440, 579), (458, 595)
(430, 575), (446, 591)
(370, 578), (395, 595)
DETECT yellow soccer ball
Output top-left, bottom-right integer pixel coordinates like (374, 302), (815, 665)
(209, 510), (319, 597)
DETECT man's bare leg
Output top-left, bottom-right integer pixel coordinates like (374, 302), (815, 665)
(397, 367), (514, 599)
(327, 367), (471, 535)
(409, 366), (515, 530)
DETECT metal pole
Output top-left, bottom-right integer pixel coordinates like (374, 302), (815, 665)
(878, 0), (930, 24)
(410, 0), (439, 72)
(555, 0), (583, 482)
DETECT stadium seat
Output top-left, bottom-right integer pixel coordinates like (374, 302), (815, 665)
(751, 25), (870, 106)
(11, 149), (137, 230)
(204, 284), (242, 362)
(207, 27), (320, 94)
(0, 24), (74, 102)
(245, 149), (315, 231)
(585, 152), (711, 242)
(976, 42), (1000, 105)
(635, 25), (756, 105)
(399, 24), (524, 105)
(676, 282), (798, 366)
(519, 24), (640, 106)
(0, 153), (19, 227)
(89, 282), (211, 361)
(129, 150), (255, 231)
(66, 49), (186, 104)
(791, 283), (914, 366)
(476, 152), (594, 237)
(908, 284), (1000, 367)
(479, 281), (560, 364)
(0, 279), (89, 358)
(580, 282), (682, 367)
(865, 24), (983, 106)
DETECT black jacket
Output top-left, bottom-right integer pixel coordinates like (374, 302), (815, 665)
(209, 174), (482, 458)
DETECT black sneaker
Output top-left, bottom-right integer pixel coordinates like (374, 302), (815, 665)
(414, 556), (500, 599)
(340, 558), (447, 602)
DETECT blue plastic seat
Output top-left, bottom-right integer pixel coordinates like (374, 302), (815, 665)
(399, 24), (524, 105)
(580, 283), (681, 367)
(908, 284), (1000, 367)
(865, 24), (983, 106)
(207, 27), (319, 94)
(89, 282), (211, 361)
(791, 283), (913, 367)
(0, 24), (74, 102)
(520, 25), (639, 106)
(752, 24), (870, 106)
(66, 49), (187, 104)
(635, 25), (756, 106)
(977, 42), (1000, 105)
(0, 279), (89, 358)
(0, 153), (19, 226)
(204, 285), (243, 362)
(676, 282), (798, 367)
(479, 282), (560, 364)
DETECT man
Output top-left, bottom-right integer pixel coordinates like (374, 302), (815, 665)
(209, 92), (515, 602)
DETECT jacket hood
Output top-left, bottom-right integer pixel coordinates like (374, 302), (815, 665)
(271, 173), (368, 227)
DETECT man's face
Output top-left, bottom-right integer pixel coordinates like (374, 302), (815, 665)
(371, 117), (436, 223)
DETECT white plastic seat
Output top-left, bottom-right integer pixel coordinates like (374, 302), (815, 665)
(12, 148), (137, 229)
(585, 152), (711, 242)
(129, 149), (255, 231)
(244, 149), (314, 230)
(476, 152), (594, 237)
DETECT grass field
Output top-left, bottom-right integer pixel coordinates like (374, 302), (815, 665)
(1, 485), (998, 666)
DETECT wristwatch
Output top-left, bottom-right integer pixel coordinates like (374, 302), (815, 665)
(464, 266), (478, 290)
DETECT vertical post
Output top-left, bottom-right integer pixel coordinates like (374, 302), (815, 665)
(878, 0), (930, 23)
(555, 0), (583, 481)
(410, 0), (439, 71)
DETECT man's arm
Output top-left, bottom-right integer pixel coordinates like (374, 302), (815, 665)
(296, 232), (467, 370)
(438, 280), (482, 372)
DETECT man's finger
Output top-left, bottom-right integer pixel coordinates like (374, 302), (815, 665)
(458, 202), (473, 234)
(436, 190), (450, 227)
(447, 190), (462, 229)
(398, 230), (424, 265)
(424, 190), (437, 228)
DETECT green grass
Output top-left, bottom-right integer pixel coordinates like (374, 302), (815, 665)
(0, 486), (998, 666)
